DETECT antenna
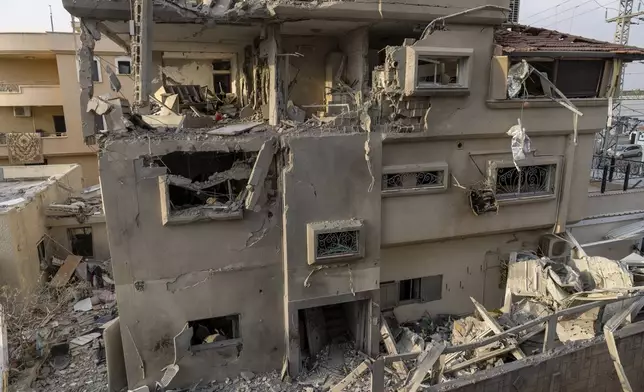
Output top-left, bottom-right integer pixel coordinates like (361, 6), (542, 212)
(49, 5), (55, 32)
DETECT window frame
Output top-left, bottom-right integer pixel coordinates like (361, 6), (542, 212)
(508, 58), (605, 99)
(307, 220), (365, 265)
(380, 275), (444, 309)
(487, 157), (562, 204)
(381, 162), (449, 197)
(188, 314), (243, 352)
(404, 47), (473, 96)
(114, 56), (132, 75)
(91, 57), (102, 83)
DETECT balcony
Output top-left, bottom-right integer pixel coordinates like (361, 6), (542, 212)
(0, 84), (62, 107)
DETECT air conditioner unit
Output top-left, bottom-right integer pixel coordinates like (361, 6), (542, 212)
(13, 106), (32, 117)
(539, 235), (571, 260)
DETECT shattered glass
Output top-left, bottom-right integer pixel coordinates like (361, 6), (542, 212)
(507, 60), (531, 99)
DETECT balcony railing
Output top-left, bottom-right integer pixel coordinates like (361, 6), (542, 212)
(0, 84), (62, 106)
(590, 155), (644, 193)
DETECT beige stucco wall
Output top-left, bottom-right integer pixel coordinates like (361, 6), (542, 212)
(0, 105), (65, 135)
(381, 230), (545, 320)
(0, 57), (60, 84)
(48, 220), (110, 261)
(0, 33), (132, 186)
(0, 164), (83, 292)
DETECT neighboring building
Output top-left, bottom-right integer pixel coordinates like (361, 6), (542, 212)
(63, 0), (644, 389)
(0, 32), (133, 186)
(0, 164), (83, 292)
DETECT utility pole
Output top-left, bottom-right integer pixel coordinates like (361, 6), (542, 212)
(605, 0), (643, 148)
(608, 0), (644, 112)
(49, 5), (55, 32)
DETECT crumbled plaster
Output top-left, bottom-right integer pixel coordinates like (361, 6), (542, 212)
(165, 260), (276, 293)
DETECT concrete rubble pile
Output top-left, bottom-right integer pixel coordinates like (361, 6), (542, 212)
(294, 252), (644, 391)
(46, 184), (103, 224)
(9, 281), (117, 392)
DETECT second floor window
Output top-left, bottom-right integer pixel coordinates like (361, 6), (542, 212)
(495, 164), (557, 200)
(511, 59), (604, 99)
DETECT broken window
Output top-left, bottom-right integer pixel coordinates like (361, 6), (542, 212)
(189, 315), (240, 347)
(399, 278), (422, 301)
(213, 60), (232, 96)
(69, 227), (93, 257)
(397, 275), (443, 304)
(511, 59), (604, 99)
(157, 151), (253, 213)
(91, 58), (101, 82)
(115, 57), (132, 75)
(37, 237), (47, 269)
(495, 164), (556, 200)
(417, 56), (460, 87)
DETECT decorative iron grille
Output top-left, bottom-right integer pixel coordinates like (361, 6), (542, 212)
(382, 170), (444, 190)
(316, 230), (360, 258)
(495, 164), (555, 198)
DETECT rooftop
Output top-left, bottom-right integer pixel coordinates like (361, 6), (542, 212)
(0, 164), (79, 212)
(495, 25), (644, 57)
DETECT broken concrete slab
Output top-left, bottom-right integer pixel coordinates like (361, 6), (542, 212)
(70, 332), (101, 347)
(103, 317), (127, 392)
(207, 121), (264, 136)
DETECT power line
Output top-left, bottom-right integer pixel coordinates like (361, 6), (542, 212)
(523, 0), (578, 21)
(531, 0), (598, 25)
(543, 2), (612, 27)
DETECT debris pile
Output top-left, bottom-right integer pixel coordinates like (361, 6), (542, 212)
(45, 184), (103, 224)
(5, 281), (117, 392)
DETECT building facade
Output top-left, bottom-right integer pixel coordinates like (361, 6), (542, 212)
(0, 32), (133, 185)
(63, 0), (644, 389)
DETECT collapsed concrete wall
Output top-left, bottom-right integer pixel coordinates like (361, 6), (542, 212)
(429, 322), (644, 392)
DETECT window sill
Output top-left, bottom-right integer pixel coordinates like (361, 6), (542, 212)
(42, 135), (68, 139)
(496, 194), (556, 206)
(406, 87), (470, 97)
(486, 98), (608, 110)
(163, 208), (243, 226)
(191, 338), (242, 353)
(382, 186), (447, 197)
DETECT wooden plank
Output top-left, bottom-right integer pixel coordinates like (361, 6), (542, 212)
(380, 315), (408, 378)
(471, 297), (526, 360)
(330, 360), (369, 392)
(444, 346), (515, 373)
(405, 343), (446, 392)
(602, 297), (644, 392)
(370, 358), (384, 392)
(50, 255), (83, 287)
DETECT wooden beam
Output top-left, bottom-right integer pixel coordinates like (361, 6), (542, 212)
(380, 315), (408, 379)
(471, 297), (526, 360)
(405, 343), (446, 392)
(370, 358), (384, 392)
(444, 346), (515, 373)
(330, 360), (369, 392)
(439, 294), (644, 355)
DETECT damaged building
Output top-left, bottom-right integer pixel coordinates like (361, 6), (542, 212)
(61, 0), (644, 390)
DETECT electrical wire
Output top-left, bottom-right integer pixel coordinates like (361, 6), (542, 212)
(543, 2), (613, 28)
(523, 0), (579, 21)
(530, 0), (599, 25)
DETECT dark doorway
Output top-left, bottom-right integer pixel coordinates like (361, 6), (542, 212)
(69, 227), (93, 257)
(53, 115), (67, 135)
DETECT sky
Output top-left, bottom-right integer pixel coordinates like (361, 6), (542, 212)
(0, 0), (642, 89)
